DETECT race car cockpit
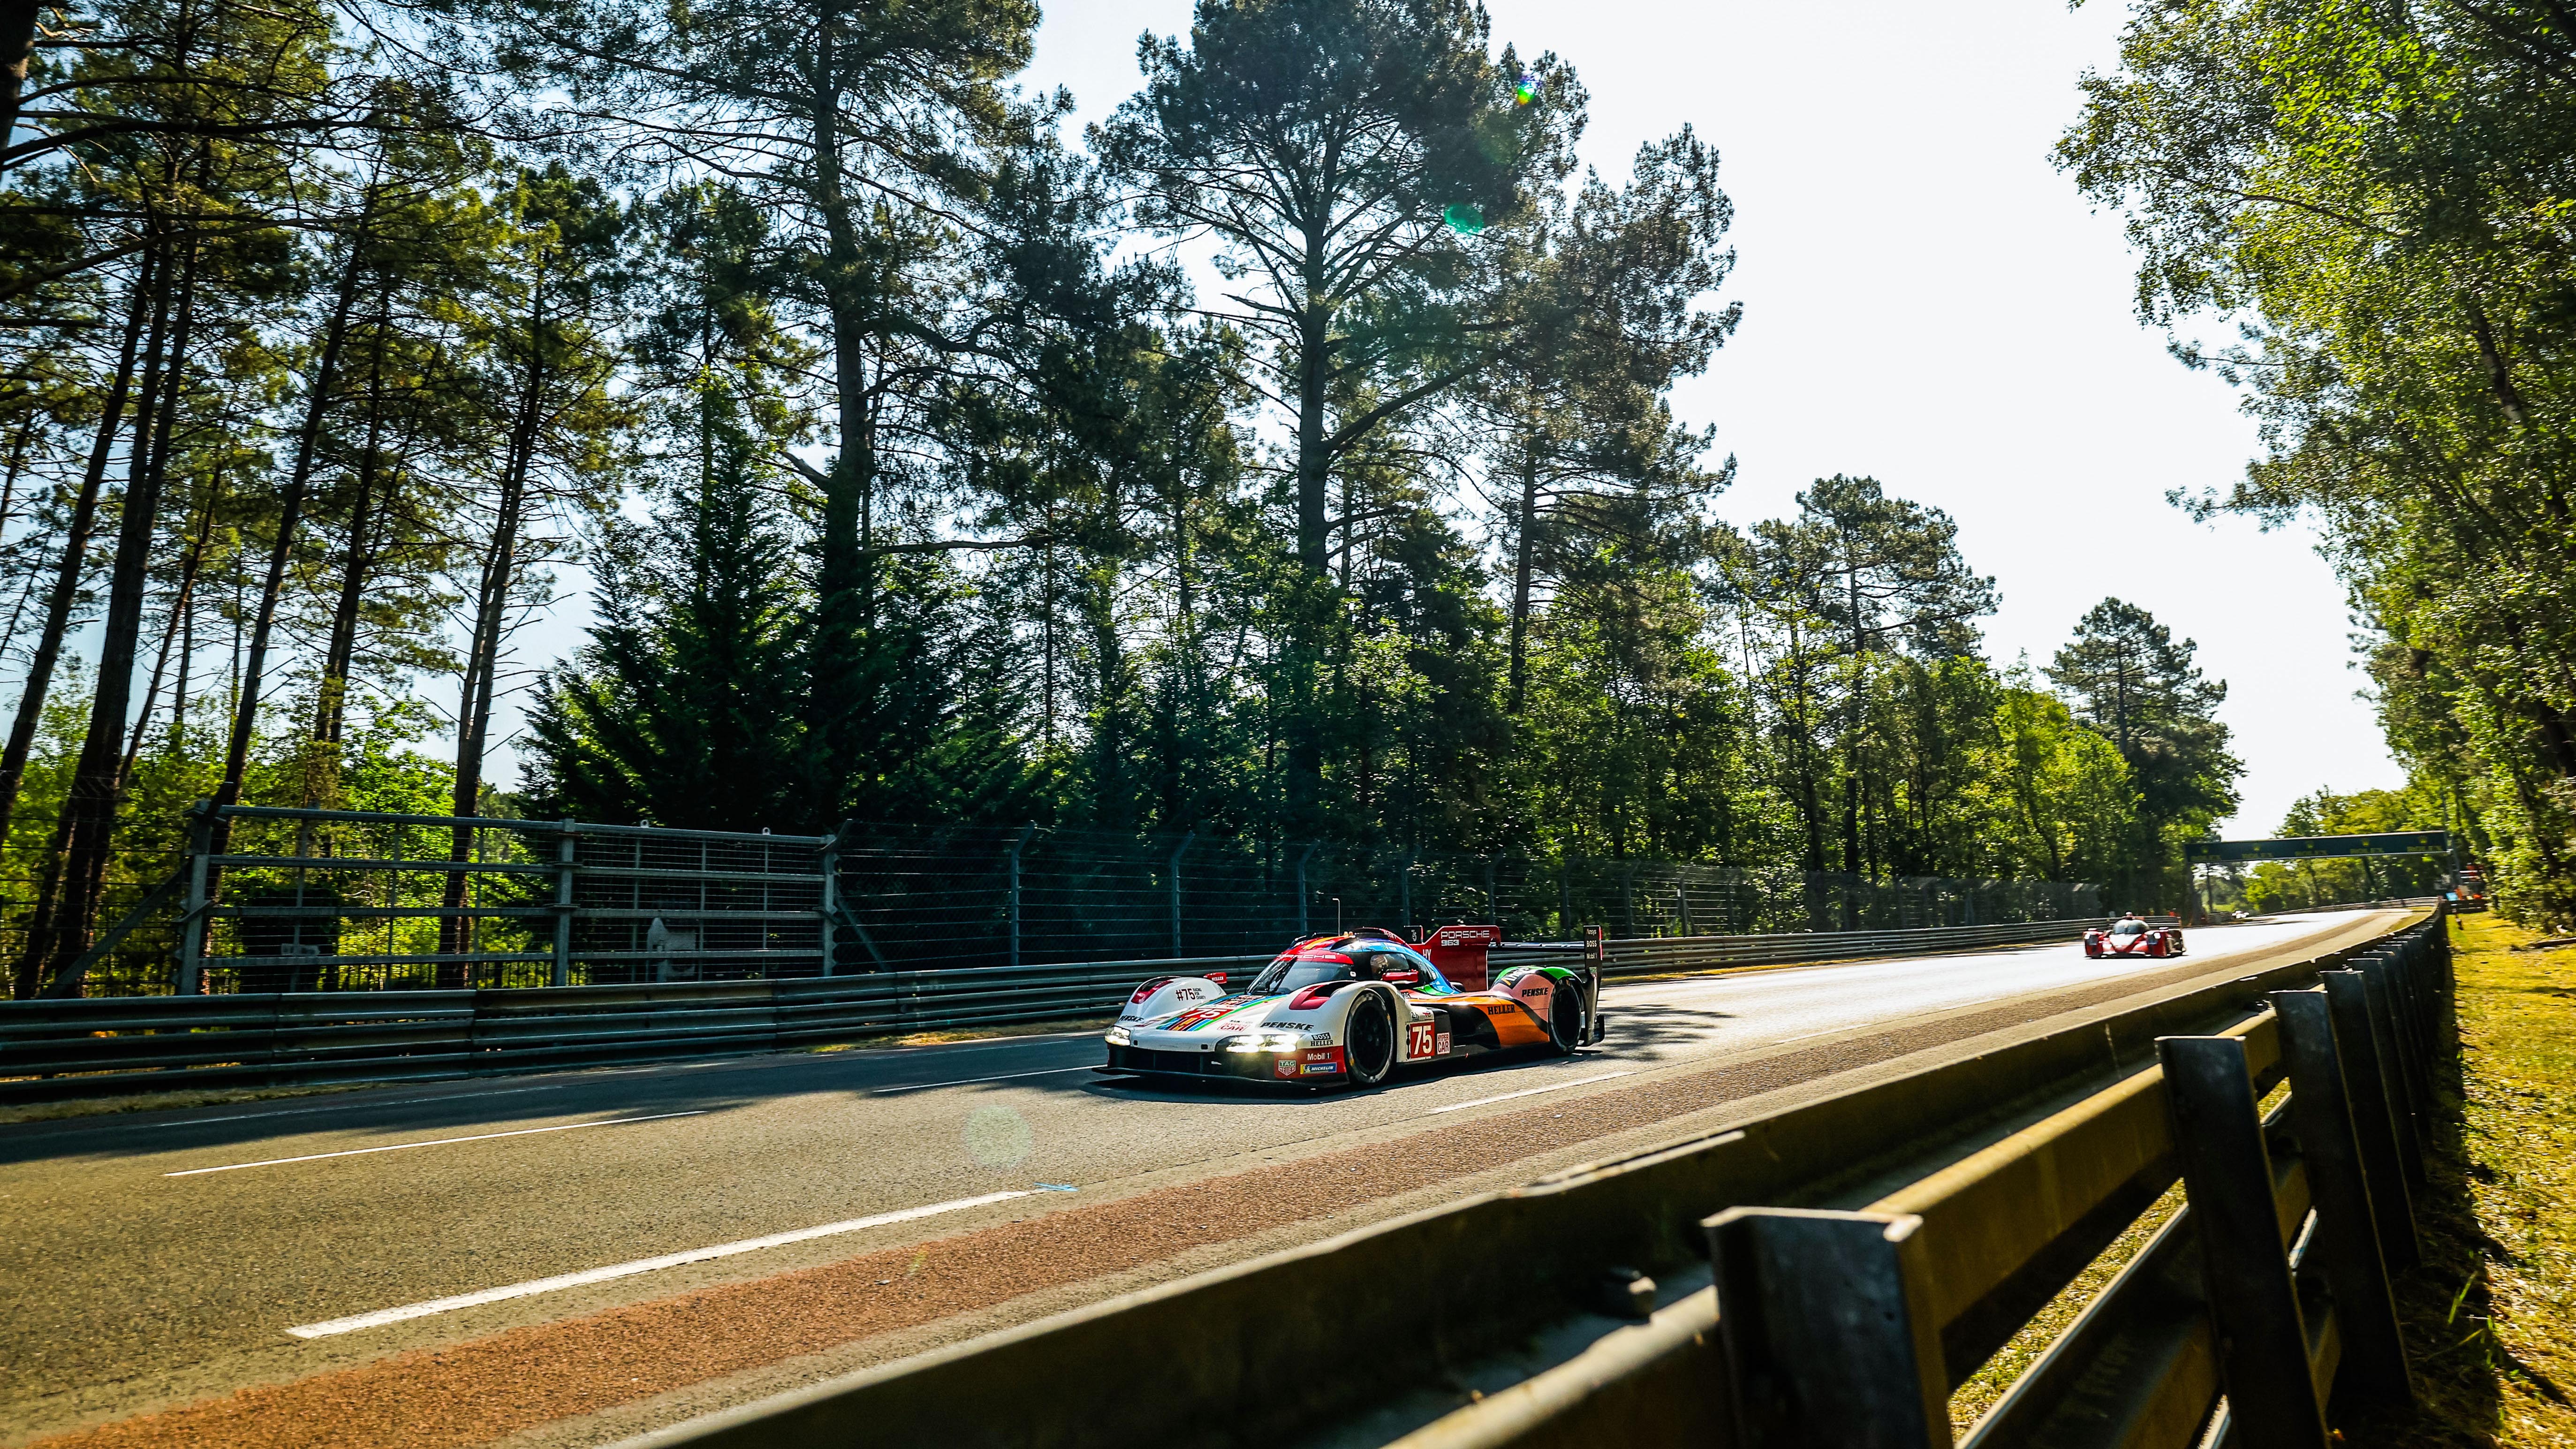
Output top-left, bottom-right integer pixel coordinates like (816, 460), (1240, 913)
(1246, 938), (1457, 996)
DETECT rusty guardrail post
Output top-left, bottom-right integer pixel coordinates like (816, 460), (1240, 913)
(2358, 953), (2430, 1128)
(2158, 1033), (2333, 1449)
(2320, 969), (2419, 1268)
(1705, 1207), (1950, 1448)
(2270, 986), (2415, 1408)
(2350, 963), (2426, 1184)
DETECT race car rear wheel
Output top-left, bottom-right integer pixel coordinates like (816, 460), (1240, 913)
(1344, 993), (1396, 1088)
(1545, 976), (1584, 1056)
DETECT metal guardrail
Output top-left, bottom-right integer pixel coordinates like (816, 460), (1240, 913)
(619, 907), (2447, 1449)
(1597, 916), (2125, 976)
(0, 917), (2133, 1103)
(0, 953), (1272, 1102)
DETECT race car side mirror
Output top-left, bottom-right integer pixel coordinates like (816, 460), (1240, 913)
(1205, 972), (1228, 987)
(1382, 968), (1421, 986)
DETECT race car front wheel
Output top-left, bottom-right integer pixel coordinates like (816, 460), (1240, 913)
(1344, 993), (1396, 1088)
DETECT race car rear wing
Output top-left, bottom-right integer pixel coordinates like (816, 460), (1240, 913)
(1417, 924), (1502, 989)
(1413, 924), (1606, 991)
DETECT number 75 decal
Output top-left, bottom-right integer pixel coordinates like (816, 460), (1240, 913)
(1407, 1021), (1437, 1058)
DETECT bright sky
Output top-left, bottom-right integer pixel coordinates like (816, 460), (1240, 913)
(1016, 0), (2404, 838)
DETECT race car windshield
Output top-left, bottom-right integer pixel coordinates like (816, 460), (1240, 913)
(1249, 951), (1358, 995)
(2112, 920), (2146, 936)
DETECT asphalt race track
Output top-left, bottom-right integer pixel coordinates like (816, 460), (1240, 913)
(0, 910), (2411, 1449)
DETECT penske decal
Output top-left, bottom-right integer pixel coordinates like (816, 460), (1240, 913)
(1161, 995), (1289, 1032)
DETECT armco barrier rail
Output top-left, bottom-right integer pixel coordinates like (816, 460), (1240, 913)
(1599, 916), (2110, 977)
(0, 918), (2120, 1103)
(0, 953), (1263, 1103)
(620, 907), (2448, 1449)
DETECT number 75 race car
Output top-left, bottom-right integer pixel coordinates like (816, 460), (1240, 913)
(1099, 926), (1606, 1089)
(2083, 914), (2186, 959)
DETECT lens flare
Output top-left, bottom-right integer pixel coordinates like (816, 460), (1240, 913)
(963, 1106), (1032, 1168)
(1513, 72), (1538, 105)
(1442, 203), (1485, 235)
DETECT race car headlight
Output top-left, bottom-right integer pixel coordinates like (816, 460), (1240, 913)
(1257, 1031), (1302, 1052)
(1222, 1034), (1263, 1052)
(1105, 1026), (1133, 1046)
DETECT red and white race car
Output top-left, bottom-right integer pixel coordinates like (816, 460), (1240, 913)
(1100, 926), (1605, 1089)
(2084, 914), (2186, 959)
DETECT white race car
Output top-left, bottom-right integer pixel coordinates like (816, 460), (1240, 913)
(1099, 927), (1604, 1088)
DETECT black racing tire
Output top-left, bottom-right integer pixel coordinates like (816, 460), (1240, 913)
(1546, 974), (1584, 1055)
(1344, 990), (1397, 1087)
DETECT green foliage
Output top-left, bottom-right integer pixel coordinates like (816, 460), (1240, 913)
(2047, 598), (2242, 906)
(4, 0), (2270, 988)
(1970, 677), (2140, 885)
(2238, 784), (2450, 912)
(524, 403), (811, 832)
(2060, 0), (2576, 922)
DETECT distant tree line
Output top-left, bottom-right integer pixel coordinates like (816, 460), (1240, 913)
(2062, 0), (2575, 920)
(0, 0), (2243, 994)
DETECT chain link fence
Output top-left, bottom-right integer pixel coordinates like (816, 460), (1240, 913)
(829, 821), (2100, 971)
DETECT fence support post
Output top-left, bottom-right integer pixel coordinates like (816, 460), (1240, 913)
(2271, 986), (2415, 1408)
(1295, 843), (1316, 938)
(552, 818), (576, 988)
(2322, 969), (2420, 1267)
(2157, 1034), (2333, 1449)
(817, 828), (841, 977)
(1167, 831), (1194, 959)
(1706, 1207), (1951, 1448)
(1558, 856), (1572, 937)
(177, 799), (213, 995)
(1010, 825), (1036, 969)
(1397, 849), (1413, 930)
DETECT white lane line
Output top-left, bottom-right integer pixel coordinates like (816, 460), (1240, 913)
(873, 1066), (1095, 1095)
(1429, 1071), (1632, 1115)
(163, 1111), (707, 1176)
(1770, 1028), (1843, 1044)
(284, 1189), (1036, 1339)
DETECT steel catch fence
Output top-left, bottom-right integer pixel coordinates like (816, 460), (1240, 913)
(23, 803), (2106, 998)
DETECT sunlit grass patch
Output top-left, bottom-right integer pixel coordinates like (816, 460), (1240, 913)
(2343, 914), (2576, 1446)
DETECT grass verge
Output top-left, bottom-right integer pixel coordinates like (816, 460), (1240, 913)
(2342, 913), (2576, 1446)
(0, 1078), (389, 1127)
